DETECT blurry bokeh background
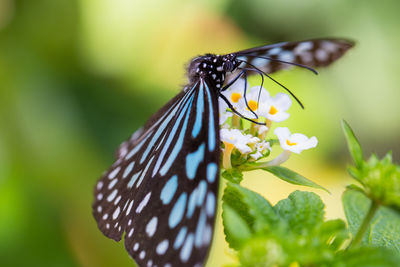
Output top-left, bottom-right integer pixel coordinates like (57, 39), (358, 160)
(1, 0), (400, 266)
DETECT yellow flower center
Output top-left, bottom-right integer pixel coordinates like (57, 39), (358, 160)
(286, 139), (297, 146)
(230, 93), (241, 103)
(269, 105), (278, 115)
(248, 100), (258, 111)
(225, 142), (234, 149)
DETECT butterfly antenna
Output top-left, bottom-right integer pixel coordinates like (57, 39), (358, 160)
(238, 66), (264, 111)
(240, 60), (305, 109)
(237, 54), (318, 75)
(242, 70), (259, 119)
(219, 93), (266, 125)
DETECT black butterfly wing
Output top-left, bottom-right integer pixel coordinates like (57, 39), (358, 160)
(231, 38), (354, 76)
(93, 79), (220, 267)
(115, 91), (186, 159)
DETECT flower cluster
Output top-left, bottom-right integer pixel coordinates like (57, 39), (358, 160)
(219, 79), (318, 170)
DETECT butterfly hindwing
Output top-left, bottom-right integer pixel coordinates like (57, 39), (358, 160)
(93, 80), (220, 267)
(233, 38), (354, 75)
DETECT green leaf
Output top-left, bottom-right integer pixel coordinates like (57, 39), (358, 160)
(337, 246), (400, 267)
(224, 183), (279, 232)
(221, 169), (243, 184)
(359, 152), (400, 211)
(343, 189), (400, 252)
(222, 203), (252, 250)
(223, 183), (254, 230)
(263, 166), (329, 192)
(318, 219), (350, 250)
(274, 191), (325, 235)
(238, 238), (285, 267)
(342, 120), (364, 168)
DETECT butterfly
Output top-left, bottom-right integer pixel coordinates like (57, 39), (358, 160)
(92, 38), (353, 267)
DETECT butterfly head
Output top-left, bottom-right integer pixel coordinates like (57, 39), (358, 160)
(187, 53), (239, 90)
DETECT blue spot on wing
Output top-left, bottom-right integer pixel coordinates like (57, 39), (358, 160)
(196, 180), (207, 206)
(160, 95), (194, 176)
(204, 82), (216, 151)
(206, 192), (215, 216)
(139, 103), (180, 164)
(127, 171), (141, 188)
(153, 87), (195, 177)
(192, 83), (204, 138)
(186, 189), (197, 219)
(185, 143), (205, 180)
(160, 175), (178, 205)
(180, 233), (194, 262)
(169, 193), (187, 228)
(195, 210), (207, 247)
(174, 226), (187, 249)
(207, 163), (218, 183)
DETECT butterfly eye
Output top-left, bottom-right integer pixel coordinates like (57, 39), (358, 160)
(224, 61), (235, 72)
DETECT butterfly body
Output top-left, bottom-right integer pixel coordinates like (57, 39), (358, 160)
(187, 53), (238, 90)
(93, 38), (353, 267)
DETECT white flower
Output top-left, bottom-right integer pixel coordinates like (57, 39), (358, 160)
(250, 141), (271, 160)
(259, 93), (292, 122)
(220, 78), (249, 111)
(220, 128), (259, 154)
(219, 98), (232, 125)
(238, 85), (270, 119)
(274, 127), (318, 154)
(256, 125), (269, 135)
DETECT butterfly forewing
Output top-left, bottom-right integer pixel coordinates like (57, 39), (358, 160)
(233, 38), (354, 75)
(93, 80), (220, 267)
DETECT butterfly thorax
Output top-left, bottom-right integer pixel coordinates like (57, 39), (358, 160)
(187, 53), (239, 91)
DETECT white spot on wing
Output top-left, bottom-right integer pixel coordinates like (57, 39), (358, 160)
(316, 49), (328, 61)
(108, 178), (118, 189)
(128, 228), (134, 237)
(146, 216), (158, 237)
(126, 200), (134, 215)
(107, 189), (118, 202)
(108, 167), (121, 179)
(97, 181), (103, 190)
(320, 41), (337, 52)
(294, 41), (313, 55)
(156, 239), (169, 255)
(114, 195), (121, 205)
(203, 224), (212, 245)
(123, 161), (135, 178)
(112, 206), (120, 220)
(136, 192), (151, 213)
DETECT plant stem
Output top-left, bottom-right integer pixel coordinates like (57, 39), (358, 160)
(350, 200), (380, 248)
(232, 115), (241, 129)
(243, 150), (291, 171)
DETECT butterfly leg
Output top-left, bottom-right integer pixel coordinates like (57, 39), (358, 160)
(241, 70), (259, 119)
(220, 70), (245, 92)
(218, 93), (265, 125)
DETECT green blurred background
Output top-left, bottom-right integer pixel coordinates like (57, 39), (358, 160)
(1, 0), (399, 266)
